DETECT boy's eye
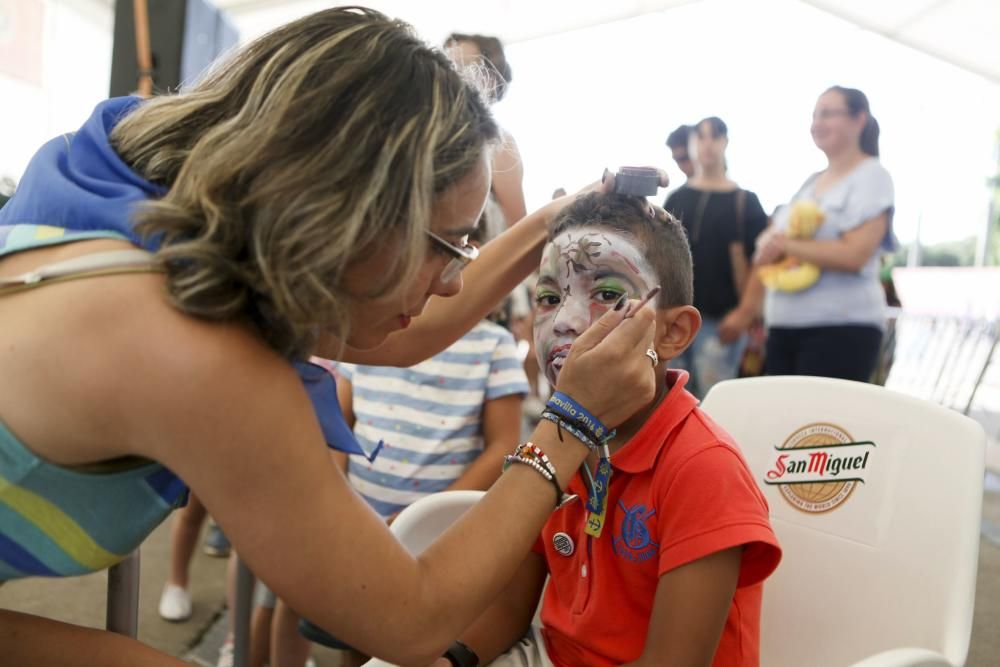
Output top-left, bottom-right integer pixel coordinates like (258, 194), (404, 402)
(594, 288), (625, 303)
(535, 292), (561, 307)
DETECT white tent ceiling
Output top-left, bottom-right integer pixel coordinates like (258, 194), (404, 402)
(213, 0), (1000, 85)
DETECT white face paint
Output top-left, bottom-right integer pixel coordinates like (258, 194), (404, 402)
(533, 226), (658, 387)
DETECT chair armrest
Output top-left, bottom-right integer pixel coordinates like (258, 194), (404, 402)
(849, 648), (954, 667)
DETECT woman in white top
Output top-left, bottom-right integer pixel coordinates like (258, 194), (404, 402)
(721, 86), (894, 381)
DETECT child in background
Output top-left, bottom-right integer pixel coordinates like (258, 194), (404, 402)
(447, 192), (782, 667)
(334, 316), (529, 519)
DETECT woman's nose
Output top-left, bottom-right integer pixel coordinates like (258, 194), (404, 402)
(429, 267), (463, 298)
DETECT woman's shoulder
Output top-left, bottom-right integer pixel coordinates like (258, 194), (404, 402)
(851, 156), (891, 178)
(846, 158), (894, 201)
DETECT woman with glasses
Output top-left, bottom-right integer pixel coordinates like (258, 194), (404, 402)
(721, 86), (895, 381)
(0, 8), (658, 666)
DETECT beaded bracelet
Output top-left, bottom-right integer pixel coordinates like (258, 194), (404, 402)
(504, 453), (563, 508)
(514, 444), (579, 509)
(504, 441), (577, 508)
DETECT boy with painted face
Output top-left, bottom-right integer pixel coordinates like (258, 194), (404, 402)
(445, 193), (782, 667)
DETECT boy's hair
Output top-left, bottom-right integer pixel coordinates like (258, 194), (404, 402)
(550, 193), (693, 308)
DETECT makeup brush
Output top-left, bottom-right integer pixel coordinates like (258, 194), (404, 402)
(624, 285), (661, 319)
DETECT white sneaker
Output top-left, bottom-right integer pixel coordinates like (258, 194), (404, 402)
(157, 584), (192, 622)
(216, 639), (234, 667)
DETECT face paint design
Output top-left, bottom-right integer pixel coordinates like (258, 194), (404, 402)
(533, 226), (657, 386)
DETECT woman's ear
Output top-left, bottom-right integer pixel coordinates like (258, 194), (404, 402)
(653, 305), (701, 363)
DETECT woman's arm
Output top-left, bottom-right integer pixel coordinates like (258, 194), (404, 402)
(717, 267), (766, 344)
(333, 205), (551, 367)
(144, 345), (559, 666)
(435, 551), (548, 666)
(129, 293), (656, 666)
(624, 547), (742, 667)
(491, 132), (528, 227)
(334, 170), (640, 367)
(758, 214), (889, 274)
(338, 206), (561, 366)
(444, 393), (523, 492)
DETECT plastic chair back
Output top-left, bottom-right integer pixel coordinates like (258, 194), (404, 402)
(702, 376), (985, 667)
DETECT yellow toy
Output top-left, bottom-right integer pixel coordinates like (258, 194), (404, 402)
(758, 200), (825, 292)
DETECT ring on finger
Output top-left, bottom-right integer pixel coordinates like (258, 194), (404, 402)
(645, 348), (659, 367)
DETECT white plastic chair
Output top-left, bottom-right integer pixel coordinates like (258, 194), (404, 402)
(364, 491), (486, 667)
(701, 376), (986, 667)
(388, 489), (486, 556)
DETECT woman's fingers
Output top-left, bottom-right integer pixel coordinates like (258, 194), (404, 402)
(557, 299), (658, 427)
(564, 294), (629, 357)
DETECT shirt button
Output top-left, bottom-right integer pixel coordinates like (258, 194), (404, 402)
(581, 564), (587, 578)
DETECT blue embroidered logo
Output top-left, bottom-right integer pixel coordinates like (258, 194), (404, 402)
(612, 501), (659, 563)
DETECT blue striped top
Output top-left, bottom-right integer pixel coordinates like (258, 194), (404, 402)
(340, 321), (529, 518)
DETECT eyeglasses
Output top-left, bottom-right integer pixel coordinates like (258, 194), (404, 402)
(426, 230), (479, 283)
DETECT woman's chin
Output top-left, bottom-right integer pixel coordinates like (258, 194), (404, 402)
(345, 329), (392, 351)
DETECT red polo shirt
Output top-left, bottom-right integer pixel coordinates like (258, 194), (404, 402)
(535, 371), (781, 667)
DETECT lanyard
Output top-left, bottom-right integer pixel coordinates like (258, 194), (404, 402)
(582, 448), (612, 538)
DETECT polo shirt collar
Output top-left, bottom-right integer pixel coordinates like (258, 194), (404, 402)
(608, 369), (698, 474)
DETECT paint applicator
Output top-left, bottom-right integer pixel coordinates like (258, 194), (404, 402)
(624, 286), (661, 319)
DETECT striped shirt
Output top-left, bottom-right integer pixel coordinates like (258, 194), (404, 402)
(340, 321), (529, 518)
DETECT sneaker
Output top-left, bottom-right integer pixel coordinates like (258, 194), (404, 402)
(203, 522), (231, 558)
(157, 584), (192, 622)
(216, 638), (234, 667)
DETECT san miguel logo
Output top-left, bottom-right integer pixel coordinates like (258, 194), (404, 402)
(764, 423), (875, 513)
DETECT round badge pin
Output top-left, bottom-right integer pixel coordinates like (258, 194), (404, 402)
(552, 532), (575, 557)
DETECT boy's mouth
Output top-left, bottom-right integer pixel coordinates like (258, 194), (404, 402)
(547, 343), (573, 375)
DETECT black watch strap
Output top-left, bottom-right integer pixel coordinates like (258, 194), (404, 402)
(443, 640), (480, 667)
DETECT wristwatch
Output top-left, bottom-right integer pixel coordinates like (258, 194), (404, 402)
(443, 640), (480, 667)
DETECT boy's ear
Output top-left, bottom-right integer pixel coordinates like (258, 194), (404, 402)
(654, 305), (701, 363)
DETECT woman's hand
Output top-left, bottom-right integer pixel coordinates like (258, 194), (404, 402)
(717, 307), (754, 344)
(539, 167), (670, 231)
(753, 228), (787, 266)
(555, 298), (658, 427)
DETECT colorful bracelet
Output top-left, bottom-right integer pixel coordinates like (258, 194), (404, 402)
(504, 454), (563, 508)
(546, 392), (616, 443)
(513, 443), (578, 508)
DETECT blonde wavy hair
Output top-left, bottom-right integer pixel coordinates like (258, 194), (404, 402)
(110, 7), (498, 358)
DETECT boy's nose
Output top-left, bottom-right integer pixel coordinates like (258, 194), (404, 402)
(552, 297), (590, 336)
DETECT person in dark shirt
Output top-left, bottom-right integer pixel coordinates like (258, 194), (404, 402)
(664, 117), (767, 397)
(665, 124), (695, 181)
